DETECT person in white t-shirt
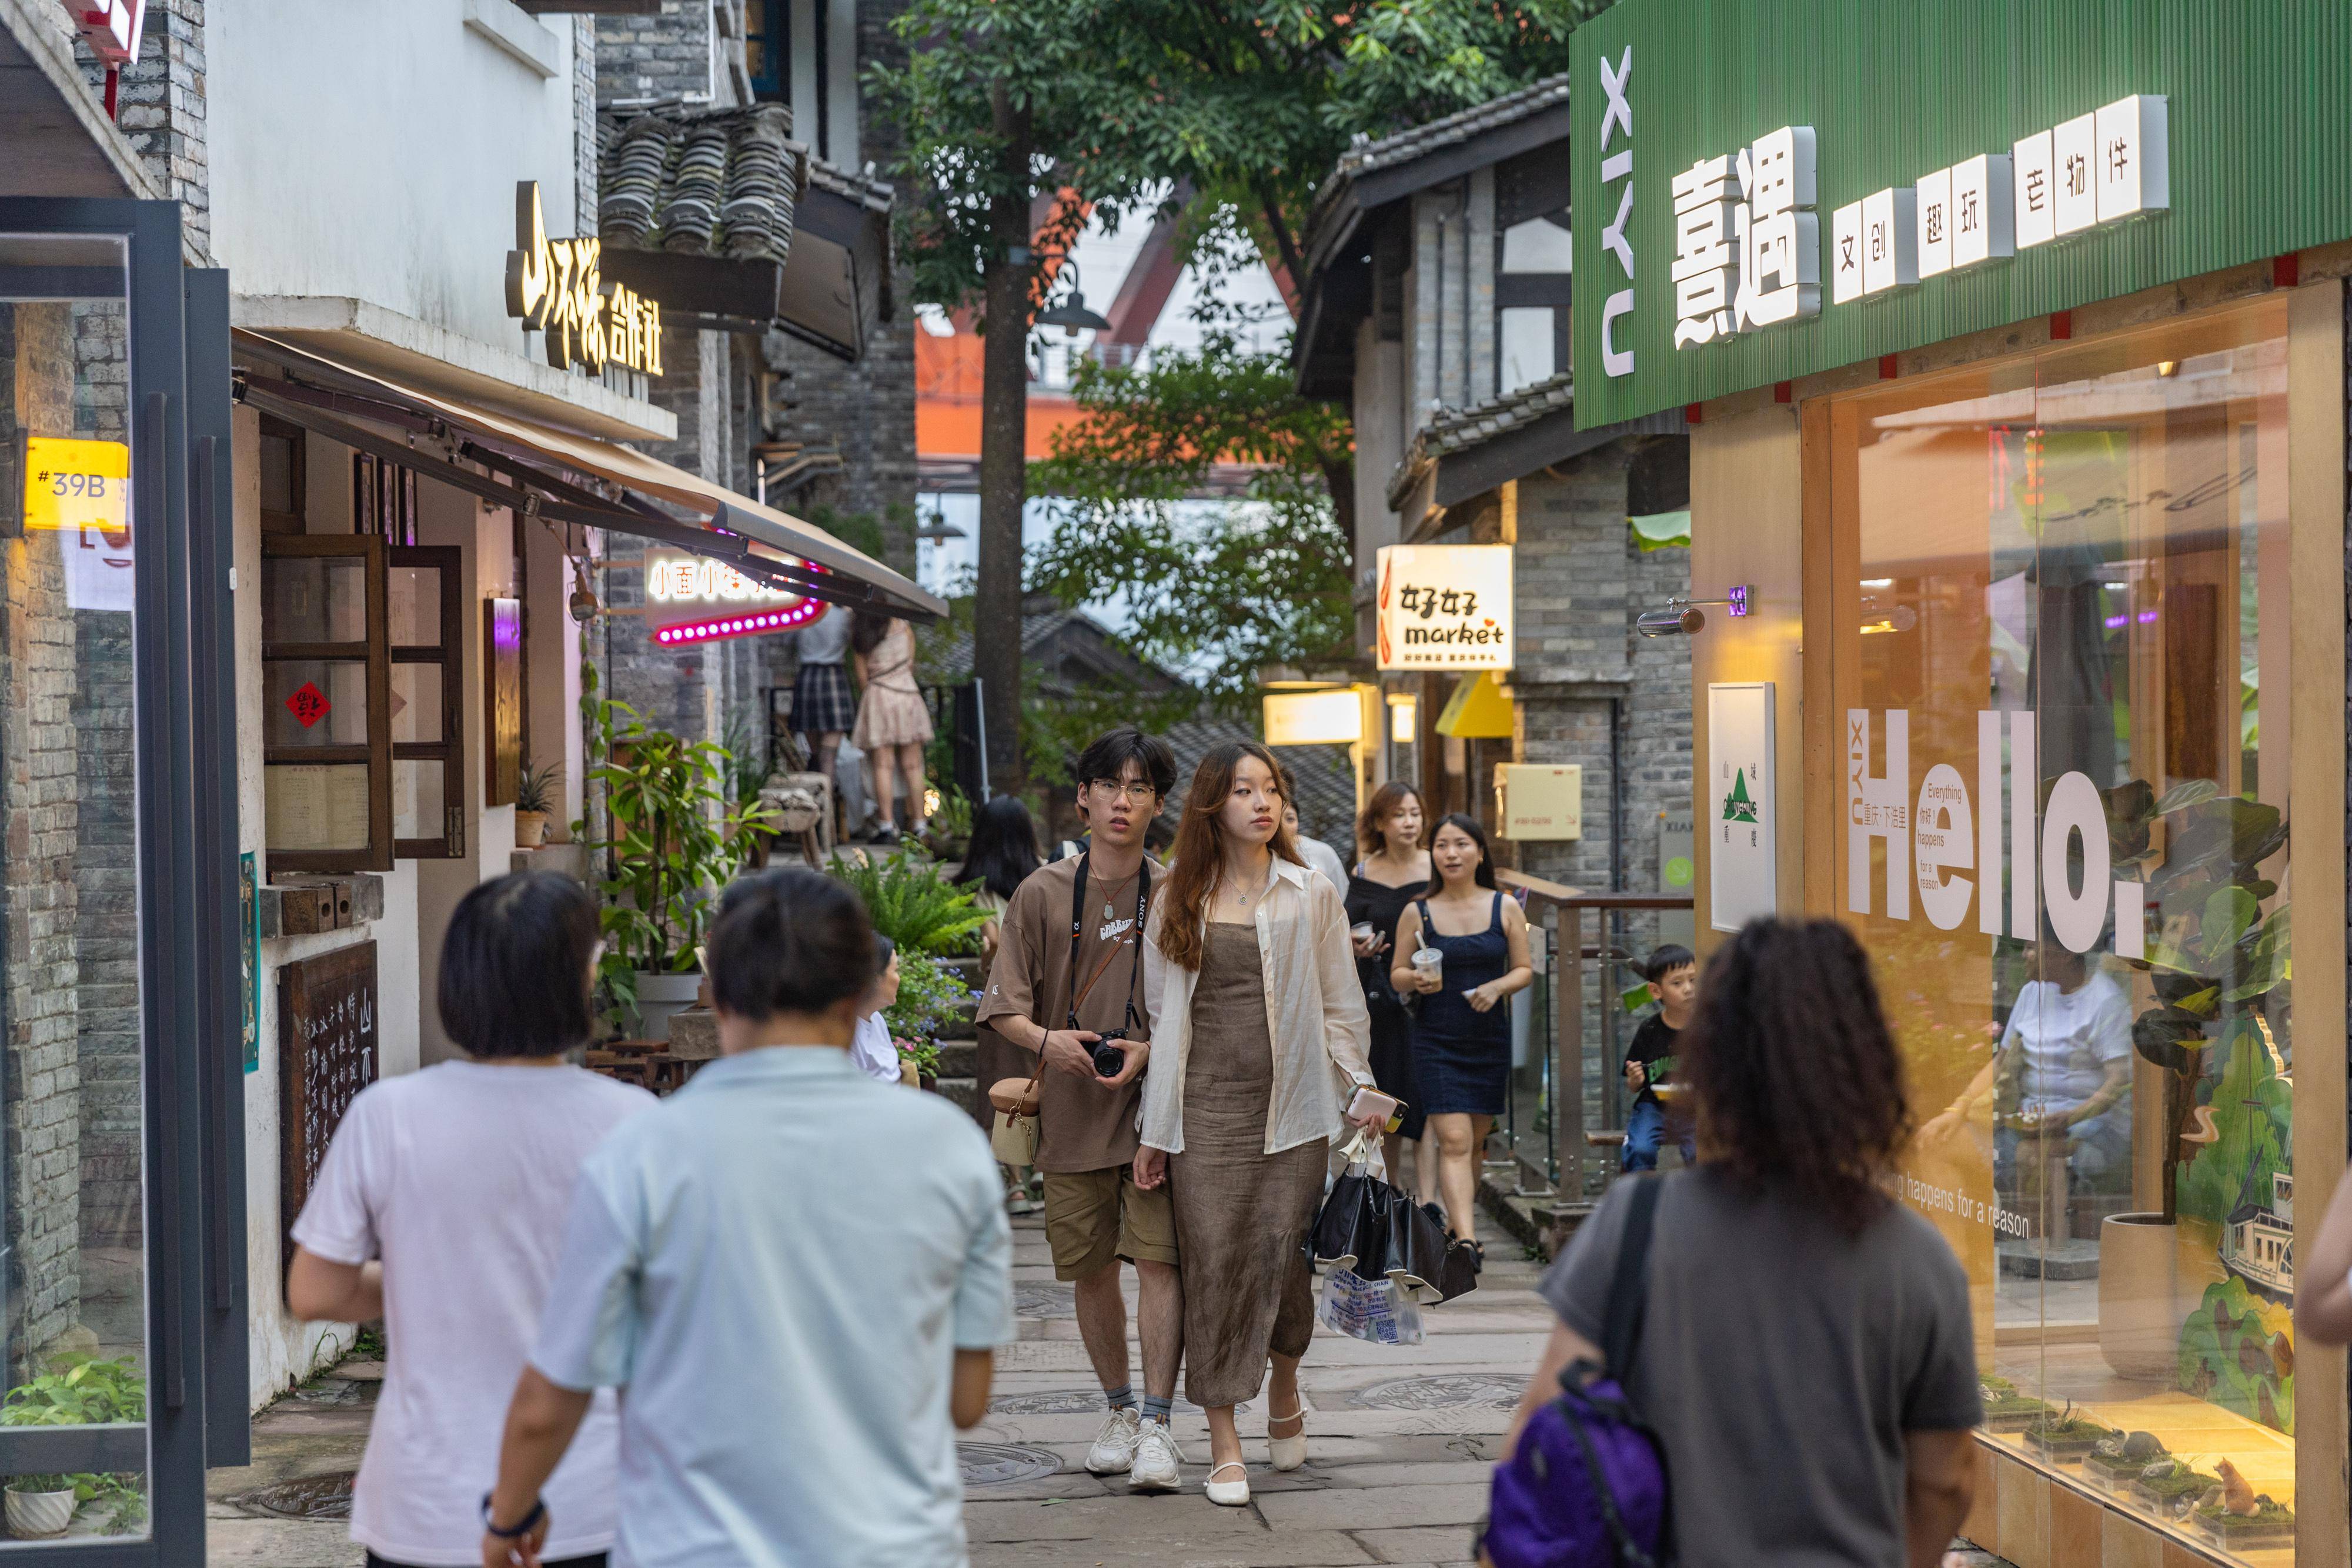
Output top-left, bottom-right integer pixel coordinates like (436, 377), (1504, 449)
(288, 871), (654, 1568)
(1920, 933), (2133, 1191)
(851, 935), (916, 1085)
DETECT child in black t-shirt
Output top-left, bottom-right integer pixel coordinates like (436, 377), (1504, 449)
(1622, 944), (1698, 1171)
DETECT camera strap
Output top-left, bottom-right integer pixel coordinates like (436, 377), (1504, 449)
(1066, 848), (1150, 1035)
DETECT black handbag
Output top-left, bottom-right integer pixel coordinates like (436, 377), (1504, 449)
(1311, 1133), (1478, 1303)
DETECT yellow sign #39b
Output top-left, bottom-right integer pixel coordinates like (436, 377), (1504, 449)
(24, 437), (131, 539)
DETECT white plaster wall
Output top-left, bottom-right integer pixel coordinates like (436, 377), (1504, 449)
(207, 1), (585, 348)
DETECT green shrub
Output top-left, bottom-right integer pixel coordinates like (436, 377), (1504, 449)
(834, 853), (988, 955)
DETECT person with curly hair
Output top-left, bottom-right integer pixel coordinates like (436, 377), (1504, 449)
(1501, 920), (1981, 1568)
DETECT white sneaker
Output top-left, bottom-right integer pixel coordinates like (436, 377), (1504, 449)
(1127, 1420), (1183, 1492)
(1084, 1406), (1143, 1475)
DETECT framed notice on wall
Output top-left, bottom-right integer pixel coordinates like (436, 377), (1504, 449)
(279, 942), (378, 1257)
(1706, 683), (1776, 932)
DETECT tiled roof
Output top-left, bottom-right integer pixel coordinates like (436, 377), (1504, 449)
(1332, 72), (1572, 182)
(806, 158), (893, 212)
(1160, 718), (1358, 851)
(926, 607), (1123, 686)
(1387, 372), (1576, 508)
(598, 104), (807, 263)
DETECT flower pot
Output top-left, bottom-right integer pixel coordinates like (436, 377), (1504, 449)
(6, 1486), (75, 1539)
(630, 972), (704, 1042)
(514, 811), (550, 850)
(2099, 1212), (2187, 1382)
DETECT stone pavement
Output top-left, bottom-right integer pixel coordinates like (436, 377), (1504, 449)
(961, 1212), (1548, 1568)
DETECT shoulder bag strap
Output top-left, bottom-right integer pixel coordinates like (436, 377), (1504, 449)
(1601, 1172), (1664, 1380)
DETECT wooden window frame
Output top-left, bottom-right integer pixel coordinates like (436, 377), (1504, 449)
(261, 533), (393, 876)
(390, 544), (466, 858)
(258, 413), (307, 535)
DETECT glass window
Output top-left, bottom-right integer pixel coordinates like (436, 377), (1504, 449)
(0, 232), (152, 1542)
(1829, 296), (2294, 1560)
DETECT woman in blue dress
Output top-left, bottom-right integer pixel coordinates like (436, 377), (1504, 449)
(1391, 814), (1533, 1269)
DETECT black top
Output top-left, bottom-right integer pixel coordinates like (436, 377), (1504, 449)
(1342, 871), (1428, 1000)
(1625, 1013), (1680, 1106)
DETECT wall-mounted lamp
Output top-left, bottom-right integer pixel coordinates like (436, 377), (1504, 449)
(1387, 693), (1417, 744)
(1636, 586), (1751, 638)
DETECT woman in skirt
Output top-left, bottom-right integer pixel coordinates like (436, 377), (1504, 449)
(850, 611), (934, 845)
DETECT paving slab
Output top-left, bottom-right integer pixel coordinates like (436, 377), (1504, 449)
(1354, 1524), (1486, 1564)
(1254, 1482), (1491, 1532)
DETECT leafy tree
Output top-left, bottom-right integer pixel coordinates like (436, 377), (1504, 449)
(1029, 315), (1354, 701)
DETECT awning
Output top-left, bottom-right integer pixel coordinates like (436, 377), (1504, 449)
(229, 329), (943, 621)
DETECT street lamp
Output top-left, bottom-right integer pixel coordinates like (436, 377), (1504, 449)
(1035, 259), (1111, 338)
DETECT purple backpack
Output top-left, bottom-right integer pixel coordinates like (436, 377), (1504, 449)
(1478, 1175), (1672, 1568)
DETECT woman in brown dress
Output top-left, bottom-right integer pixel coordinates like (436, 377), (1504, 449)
(1134, 741), (1382, 1506)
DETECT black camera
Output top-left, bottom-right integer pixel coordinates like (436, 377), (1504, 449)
(1091, 1031), (1128, 1077)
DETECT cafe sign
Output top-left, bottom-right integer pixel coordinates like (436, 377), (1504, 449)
(1375, 544), (1514, 671)
(505, 182), (664, 376)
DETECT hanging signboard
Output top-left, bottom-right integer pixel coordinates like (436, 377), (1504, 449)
(1707, 682), (1776, 932)
(639, 550), (823, 646)
(1374, 544), (1514, 671)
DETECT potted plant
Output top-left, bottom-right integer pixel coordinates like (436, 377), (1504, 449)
(0, 1356), (146, 1539)
(584, 699), (762, 1040)
(4, 1475), (76, 1539)
(514, 758), (562, 850)
(720, 717), (783, 870)
(2097, 780), (2290, 1382)
(830, 853), (989, 957)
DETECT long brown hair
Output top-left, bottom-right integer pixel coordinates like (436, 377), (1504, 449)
(1355, 780), (1425, 861)
(1679, 919), (1912, 1235)
(1155, 740), (1301, 971)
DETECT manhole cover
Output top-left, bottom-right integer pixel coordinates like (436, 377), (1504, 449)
(1013, 1283), (1076, 1319)
(957, 1442), (1063, 1486)
(988, 1389), (1241, 1415)
(228, 1471), (355, 1520)
(1349, 1375), (1525, 1411)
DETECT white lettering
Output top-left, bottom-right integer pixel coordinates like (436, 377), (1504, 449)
(1913, 762), (1973, 930)
(1846, 708), (1910, 920)
(2040, 770), (2109, 954)
(1597, 47), (1635, 378)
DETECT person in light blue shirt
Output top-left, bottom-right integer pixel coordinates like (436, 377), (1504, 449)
(479, 868), (1013, 1568)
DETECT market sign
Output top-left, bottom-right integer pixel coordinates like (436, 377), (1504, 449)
(506, 182), (665, 377)
(1571, 0), (2352, 428)
(1374, 544), (1514, 671)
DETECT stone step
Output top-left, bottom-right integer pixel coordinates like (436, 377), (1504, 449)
(931, 1075), (980, 1115)
(934, 1039), (977, 1079)
(936, 1012), (977, 1042)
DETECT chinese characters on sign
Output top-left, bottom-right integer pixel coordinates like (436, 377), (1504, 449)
(1374, 545), (1515, 671)
(1596, 46), (1636, 377)
(506, 182), (665, 376)
(1672, 125), (1819, 349)
(283, 681), (330, 730)
(644, 553), (801, 607)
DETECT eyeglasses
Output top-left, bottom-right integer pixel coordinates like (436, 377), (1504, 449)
(1084, 779), (1160, 803)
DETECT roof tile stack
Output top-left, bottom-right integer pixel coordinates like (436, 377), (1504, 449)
(599, 105), (806, 266)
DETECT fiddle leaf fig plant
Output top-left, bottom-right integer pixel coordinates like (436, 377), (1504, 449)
(2106, 784), (2290, 1223)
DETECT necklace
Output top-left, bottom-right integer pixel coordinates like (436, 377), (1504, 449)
(1093, 867), (1138, 924)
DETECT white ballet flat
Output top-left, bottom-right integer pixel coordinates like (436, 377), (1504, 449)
(1205, 1460), (1252, 1506)
(1267, 1407), (1307, 1472)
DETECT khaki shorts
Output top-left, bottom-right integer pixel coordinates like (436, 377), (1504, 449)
(1041, 1165), (1180, 1281)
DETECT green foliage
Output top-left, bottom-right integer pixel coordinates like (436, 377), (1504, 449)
(886, 950), (972, 1047)
(2175, 1028), (2291, 1230)
(583, 699), (768, 1017)
(1, 1357), (146, 1427)
(803, 502), (900, 566)
(1030, 323), (1357, 701)
(2176, 1276), (2294, 1434)
(514, 757), (561, 816)
(833, 853), (990, 956)
(927, 785), (976, 848)
(1018, 658), (1198, 786)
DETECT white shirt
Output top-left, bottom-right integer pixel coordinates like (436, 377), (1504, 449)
(1295, 834), (1348, 894)
(851, 1011), (901, 1082)
(2000, 969), (2132, 1116)
(531, 1047), (1014, 1568)
(1140, 855), (1374, 1155)
(290, 1061), (654, 1566)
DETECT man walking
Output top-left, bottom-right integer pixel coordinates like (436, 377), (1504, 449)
(978, 727), (1184, 1491)
(479, 868), (1011, 1568)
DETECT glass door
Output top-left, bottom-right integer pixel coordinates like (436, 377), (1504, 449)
(0, 199), (227, 1566)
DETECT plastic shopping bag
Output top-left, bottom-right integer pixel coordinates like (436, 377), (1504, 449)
(1317, 1265), (1425, 1346)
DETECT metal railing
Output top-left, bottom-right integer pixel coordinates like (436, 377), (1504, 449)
(1495, 872), (1696, 1204)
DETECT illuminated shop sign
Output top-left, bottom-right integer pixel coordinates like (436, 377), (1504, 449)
(1374, 545), (1514, 671)
(506, 182), (665, 376)
(642, 551), (823, 645)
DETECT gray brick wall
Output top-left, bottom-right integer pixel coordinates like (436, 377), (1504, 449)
(91, 0), (210, 256)
(597, 0), (719, 107)
(574, 18), (599, 233)
(0, 303), (88, 1365)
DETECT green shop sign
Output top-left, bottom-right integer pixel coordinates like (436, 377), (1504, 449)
(1569, 0), (2352, 429)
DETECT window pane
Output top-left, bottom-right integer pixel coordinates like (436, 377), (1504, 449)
(387, 566), (441, 647)
(390, 663), (442, 744)
(1830, 296), (2293, 1558)
(266, 764), (374, 852)
(263, 556), (366, 644)
(265, 660), (370, 748)
(393, 758), (446, 844)
(0, 232), (152, 1539)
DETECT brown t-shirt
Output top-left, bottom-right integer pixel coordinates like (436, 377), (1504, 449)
(975, 854), (1160, 1174)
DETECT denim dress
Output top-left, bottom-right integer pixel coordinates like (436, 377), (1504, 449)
(1408, 892), (1511, 1116)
